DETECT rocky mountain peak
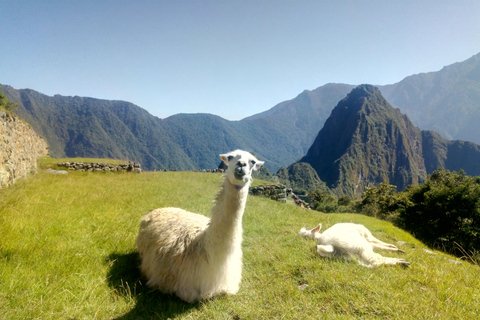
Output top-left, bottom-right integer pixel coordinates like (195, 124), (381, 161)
(300, 84), (426, 196)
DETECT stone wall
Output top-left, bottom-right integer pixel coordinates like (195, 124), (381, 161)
(249, 184), (287, 203)
(57, 161), (142, 173)
(0, 111), (49, 188)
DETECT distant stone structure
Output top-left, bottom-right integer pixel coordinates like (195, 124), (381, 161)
(0, 111), (49, 188)
(249, 184), (287, 203)
(57, 161), (142, 173)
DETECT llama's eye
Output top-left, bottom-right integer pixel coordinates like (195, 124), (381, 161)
(251, 160), (256, 165)
(227, 156), (234, 161)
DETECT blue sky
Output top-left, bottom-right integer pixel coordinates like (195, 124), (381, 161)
(1, 0), (480, 120)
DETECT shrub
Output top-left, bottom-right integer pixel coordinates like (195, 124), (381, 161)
(399, 169), (480, 260)
(308, 189), (338, 213)
(360, 182), (409, 220)
(337, 196), (352, 206)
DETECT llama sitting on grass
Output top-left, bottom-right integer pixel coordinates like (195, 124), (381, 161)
(298, 223), (409, 267)
(136, 150), (263, 303)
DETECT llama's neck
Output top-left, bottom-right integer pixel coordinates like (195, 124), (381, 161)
(204, 177), (250, 251)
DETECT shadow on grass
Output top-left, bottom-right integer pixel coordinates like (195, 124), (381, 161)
(105, 251), (198, 319)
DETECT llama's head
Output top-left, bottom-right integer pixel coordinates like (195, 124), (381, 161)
(298, 224), (322, 240)
(220, 150), (264, 188)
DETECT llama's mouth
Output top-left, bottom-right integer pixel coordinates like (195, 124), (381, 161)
(234, 167), (246, 180)
(234, 171), (246, 180)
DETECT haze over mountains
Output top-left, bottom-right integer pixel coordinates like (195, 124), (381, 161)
(2, 53), (480, 184)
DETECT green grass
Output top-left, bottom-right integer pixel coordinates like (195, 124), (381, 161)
(1, 158), (479, 319)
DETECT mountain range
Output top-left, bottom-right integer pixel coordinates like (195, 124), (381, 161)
(296, 85), (480, 196)
(2, 52), (480, 179)
(1, 84), (349, 172)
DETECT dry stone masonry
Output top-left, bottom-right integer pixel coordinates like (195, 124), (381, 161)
(0, 112), (49, 188)
(249, 184), (287, 203)
(57, 161), (142, 173)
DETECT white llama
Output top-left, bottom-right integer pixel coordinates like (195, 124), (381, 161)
(136, 150), (264, 303)
(298, 223), (409, 267)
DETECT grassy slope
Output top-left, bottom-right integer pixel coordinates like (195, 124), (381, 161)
(0, 159), (479, 319)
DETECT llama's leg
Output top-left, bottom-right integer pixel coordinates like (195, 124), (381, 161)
(357, 247), (409, 267)
(361, 228), (404, 252)
(370, 240), (404, 252)
(317, 245), (352, 261)
(317, 245), (335, 258)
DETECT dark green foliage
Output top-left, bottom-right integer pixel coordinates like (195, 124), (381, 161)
(306, 189), (359, 213)
(0, 86), (17, 113)
(360, 182), (409, 220)
(399, 169), (480, 259)
(358, 169), (480, 261)
(307, 189), (338, 213)
(337, 195), (352, 206)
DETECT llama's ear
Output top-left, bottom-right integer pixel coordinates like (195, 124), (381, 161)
(313, 223), (322, 233)
(253, 160), (264, 171)
(220, 154), (230, 164)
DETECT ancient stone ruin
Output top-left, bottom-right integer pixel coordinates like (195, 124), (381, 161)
(249, 184), (287, 203)
(57, 161), (142, 173)
(0, 111), (49, 188)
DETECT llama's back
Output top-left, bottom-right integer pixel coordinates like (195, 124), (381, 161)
(136, 207), (210, 298)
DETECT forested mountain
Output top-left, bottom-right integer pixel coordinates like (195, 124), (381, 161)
(275, 162), (328, 193)
(1, 87), (195, 170)
(298, 85), (480, 196)
(2, 52), (480, 175)
(1, 84), (352, 171)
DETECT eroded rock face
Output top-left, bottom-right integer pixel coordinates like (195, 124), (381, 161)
(0, 112), (49, 188)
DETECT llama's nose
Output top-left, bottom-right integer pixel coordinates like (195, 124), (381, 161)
(234, 165), (246, 177)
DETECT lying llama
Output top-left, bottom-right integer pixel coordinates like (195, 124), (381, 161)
(136, 150), (263, 303)
(298, 223), (409, 267)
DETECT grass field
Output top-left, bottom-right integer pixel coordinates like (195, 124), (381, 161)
(0, 158), (479, 319)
